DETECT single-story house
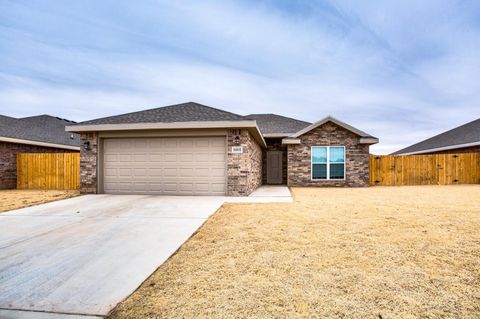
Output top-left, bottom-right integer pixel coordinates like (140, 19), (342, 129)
(66, 102), (378, 196)
(393, 118), (480, 155)
(0, 115), (80, 189)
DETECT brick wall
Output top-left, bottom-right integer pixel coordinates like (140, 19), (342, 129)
(287, 122), (370, 187)
(263, 138), (287, 184)
(0, 141), (77, 189)
(227, 129), (263, 196)
(80, 130), (263, 196)
(79, 132), (98, 194)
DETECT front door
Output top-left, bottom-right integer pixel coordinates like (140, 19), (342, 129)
(267, 151), (283, 184)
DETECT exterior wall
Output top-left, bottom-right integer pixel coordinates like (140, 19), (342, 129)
(263, 138), (287, 184)
(79, 132), (99, 194)
(287, 122), (370, 187)
(419, 145), (480, 155)
(227, 129), (263, 196)
(80, 129), (263, 196)
(0, 141), (77, 189)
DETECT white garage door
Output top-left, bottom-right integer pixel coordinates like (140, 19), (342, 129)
(102, 137), (226, 195)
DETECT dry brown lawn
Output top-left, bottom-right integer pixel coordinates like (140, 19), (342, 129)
(0, 189), (80, 213)
(109, 186), (480, 319)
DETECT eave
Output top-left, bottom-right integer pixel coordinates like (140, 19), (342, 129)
(66, 120), (267, 148)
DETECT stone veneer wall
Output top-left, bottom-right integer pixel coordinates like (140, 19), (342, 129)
(79, 132), (98, 194)
(79, 130), (263, 196)
(227, 129), (263, 196)
(263, 138), (287, 184)
(0, 141), (77, 189)
(287, 122), (370, 187)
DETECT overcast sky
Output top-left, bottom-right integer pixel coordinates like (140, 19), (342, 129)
(1, 0), (479, 154)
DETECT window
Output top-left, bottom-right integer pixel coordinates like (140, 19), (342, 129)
(311, 146), (345, 180)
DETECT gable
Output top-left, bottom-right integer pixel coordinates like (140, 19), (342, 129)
(283, 117), (378, 145)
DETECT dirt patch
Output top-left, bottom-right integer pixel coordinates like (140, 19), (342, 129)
(0, 190), (80, 213)
(109, 186), (480, 318)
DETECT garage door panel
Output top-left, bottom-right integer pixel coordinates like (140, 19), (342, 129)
(149, 183), (163, 191)
(133, 139), (148, 148)
(149, 153), (163, 161)
(210, 168), (226, 177)
(211, 138), (226, 147)
(179, 168), (193, 176)
(163, 139), (178, 148)
(210, 152), (225, 162)
(133, 168), (147, 176)
(118, 168), (131, 176)
(179, 183), (194, 191)
(195, 153), (209, 162)
(211, 183), (226, 192)
(104, 154), (117, 162)
(195, 168), (209, 177)
(149, 168), (163, 176)
(164, 153), (177, 162)
(179, 139), (194, 147)
(178, 153), (193, 162)
(103, 137), (226, 195)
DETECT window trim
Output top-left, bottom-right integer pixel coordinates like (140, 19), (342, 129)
(311, 146), (346, 181)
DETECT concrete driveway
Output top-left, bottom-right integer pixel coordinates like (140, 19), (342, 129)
(0, 195), (228, 318)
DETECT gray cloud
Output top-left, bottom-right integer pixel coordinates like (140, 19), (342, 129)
(0, 0), (479, 154)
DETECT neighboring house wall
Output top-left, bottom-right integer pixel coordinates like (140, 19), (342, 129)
(417, 145), (480, 155)
(79, 129), (263, 196)
(227, 129), (263, 196)
(287, 122), (370, 187)
(79, 132), (99, 194)
(0, 141), (77, 189)
(262, 138), (287, 184)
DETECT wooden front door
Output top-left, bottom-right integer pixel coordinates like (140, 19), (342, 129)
(267, 151), (283, 184)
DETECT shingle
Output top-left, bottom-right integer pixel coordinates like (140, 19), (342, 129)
(244, 114), (311, 135)
(74, 102), (245, 125)
(0, 115), (80, 147)
(392, 118), (480, 154)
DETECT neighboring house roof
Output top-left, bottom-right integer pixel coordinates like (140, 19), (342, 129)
(75, 102), (245, 125)
(244, 114), (311, 137)
(0, 115), (80, 150)
(392, 118), (480, 155)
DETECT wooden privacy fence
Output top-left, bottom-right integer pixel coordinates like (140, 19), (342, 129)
(17, 153), (80, 190)
(370, 153), (480, 186)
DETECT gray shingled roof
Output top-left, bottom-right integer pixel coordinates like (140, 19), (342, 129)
(0, 115), (80, 147)
(392, 118), (480, 154)
(72, 102), (371, 138)
(243, 114), (311, 135)
(75, 102), (245, 125)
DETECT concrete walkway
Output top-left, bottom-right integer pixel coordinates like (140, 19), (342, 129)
(247, 185), (293, 200)
(0, 186), (291, 318)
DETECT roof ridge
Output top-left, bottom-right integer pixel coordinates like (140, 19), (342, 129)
(184, 102), (244, 118)
(75, 102), (245, 125)
(245, 113), (311, 124)
(19, 114), (51, 119)
(0, 114), (18, 120)
(19, 114), (77, 123)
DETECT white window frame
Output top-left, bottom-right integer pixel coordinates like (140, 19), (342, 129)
(311, 146), (346, 180)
